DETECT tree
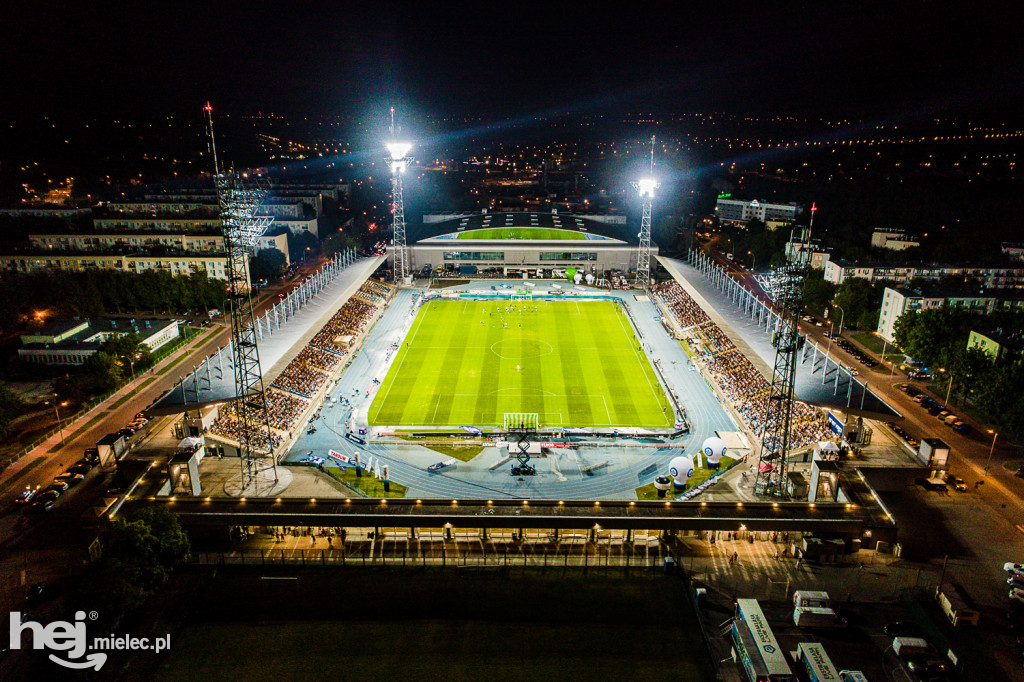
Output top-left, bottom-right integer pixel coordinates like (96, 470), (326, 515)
(831, 278), (882, 330)
(249, 248), (288, 283)
(100, 331), (153, 376)
(78, 507), (190, 629)
(803, 270), (838, 312)
(0, 382), (23, 440)
(287, 230), (319, 264)
(83, 351), (123, 393)
(322, 231), (359, 255)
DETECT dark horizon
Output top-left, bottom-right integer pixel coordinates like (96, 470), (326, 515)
(4, 2), (1024, 125)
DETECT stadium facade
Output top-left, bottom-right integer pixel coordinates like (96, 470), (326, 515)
(394, 210), (655, 278)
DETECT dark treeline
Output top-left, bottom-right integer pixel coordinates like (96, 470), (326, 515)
(0, 269), (227, 330)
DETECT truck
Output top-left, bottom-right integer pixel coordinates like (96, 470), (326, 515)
(793, 606), (846, 628)
(793, 590), (832, 609)
(892, 636), (931, 658)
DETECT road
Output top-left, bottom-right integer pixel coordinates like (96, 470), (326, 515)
(697, 238), (1024, 528)
(0, 257), (334, 542)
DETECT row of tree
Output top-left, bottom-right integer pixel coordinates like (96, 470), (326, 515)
(0, 269), (228, 331)
(894, 307), (1024, 437)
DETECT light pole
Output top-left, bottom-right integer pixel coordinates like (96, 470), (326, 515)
(985, 430), (998, 474)
(944, 370), (954, 405)
(46, 399), (68, 446)
(823, 321), (835, 385)
(833, 304), (845, 336)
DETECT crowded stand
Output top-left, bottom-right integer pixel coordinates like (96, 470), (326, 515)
(654, 281), (832, 448)
(309, 297), (377, 354)
(295, 346), (342, 373)
(272, 364), (329, 398)
(218, 388), (309, 433)
(208, 416), (283, 452)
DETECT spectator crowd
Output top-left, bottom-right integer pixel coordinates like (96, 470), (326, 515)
(654, 281), (832, 449)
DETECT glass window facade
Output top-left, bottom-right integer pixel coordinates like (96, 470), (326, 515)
(443, 251), (504, 261)
(539, 252), (597, 261)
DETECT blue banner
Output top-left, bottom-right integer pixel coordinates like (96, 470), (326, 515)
(828, 412), (844, 435)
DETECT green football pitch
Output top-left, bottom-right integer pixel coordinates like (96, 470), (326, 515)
(456, 227), (586, 240)
(369, 300), (674, 428)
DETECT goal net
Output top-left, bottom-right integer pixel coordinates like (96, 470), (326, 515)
(504, 412), (539, 430)
(510, 291), (533, 302)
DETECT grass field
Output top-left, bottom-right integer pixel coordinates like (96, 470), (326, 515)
(457, 227), (586, 240)
(369, 300), (674, 428)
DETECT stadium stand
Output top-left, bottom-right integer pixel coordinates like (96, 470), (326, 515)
(653, 281), (832, 448)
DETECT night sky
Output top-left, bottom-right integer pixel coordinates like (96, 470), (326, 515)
(3, 2), (1023, 123)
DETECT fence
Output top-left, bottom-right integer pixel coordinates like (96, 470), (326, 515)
(189, 545), (672, 570)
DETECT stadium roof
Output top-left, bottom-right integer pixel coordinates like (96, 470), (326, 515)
(413, 212), (635, 245)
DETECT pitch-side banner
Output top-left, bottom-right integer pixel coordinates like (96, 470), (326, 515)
(328, 449), (356, 465)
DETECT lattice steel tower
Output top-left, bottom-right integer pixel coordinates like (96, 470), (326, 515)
(386, 107), (413, 283)
(633, 135), (657, 288)
(204, 102), (278, 490)
(753, 204), (815, 497)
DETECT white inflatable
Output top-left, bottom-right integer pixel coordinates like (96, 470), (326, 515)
(585, 273), (595, 284)
(573, 272), (583, 284)
(701, 436), (728, 464)
(668, 455), (694, 489)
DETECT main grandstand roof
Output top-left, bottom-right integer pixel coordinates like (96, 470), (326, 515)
(414, 211), (635, 245)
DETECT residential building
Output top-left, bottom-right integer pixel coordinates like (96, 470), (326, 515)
(1002, 243), (1024, 262)
(19, 317), (180, 366)
(715, 198), (801, 224)
(967, 331), (1023, 363)
(825, 260), (1024, 289)
(877, 286), (1024, 342)
(784, 239), (832, 269)
(871, 229), (920, 251)
(27, 231), (289, 263)
(0, 253), (232, 281)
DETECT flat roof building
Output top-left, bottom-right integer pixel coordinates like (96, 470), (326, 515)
(715, 198), (800, 225)
(19, 317), (180, 366)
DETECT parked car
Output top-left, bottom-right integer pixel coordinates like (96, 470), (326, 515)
(15, 486), (40, 505)
(47, 481), (68, 493)
(82, 448), (100, 465)
(68, 464), (91, 476)
(1010, 588), (1024, 603)
(54, 473), (84, 487)
(884, 621), (924, 638)
(948, 476), (967, 492)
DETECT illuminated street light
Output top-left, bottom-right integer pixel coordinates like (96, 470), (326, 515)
(985, 430), (998, 474)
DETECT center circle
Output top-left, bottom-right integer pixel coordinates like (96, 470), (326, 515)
(490, 339), (554, 360)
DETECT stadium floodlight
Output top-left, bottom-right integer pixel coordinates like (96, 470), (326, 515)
(637, 177), (657, 197)
(387, 142), (412, 161)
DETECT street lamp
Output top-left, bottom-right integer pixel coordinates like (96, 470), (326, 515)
(833, 304), (845, 335)
(45, 399), (68, 446)
(823, 321), (835, 385)
(985, 430), (998, 474)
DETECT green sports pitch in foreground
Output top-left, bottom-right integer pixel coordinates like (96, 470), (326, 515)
(369, 300), (674, 428)
(455, 227), (586, 240)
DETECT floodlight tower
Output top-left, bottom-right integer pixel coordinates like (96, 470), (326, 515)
(632, 135), (657, 288)
(205, 102), (278, 490)
(387, 107), (413, 283)
(753, 203), (815, 498)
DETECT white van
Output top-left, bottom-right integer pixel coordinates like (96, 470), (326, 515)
(892, 636), (931, 658)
